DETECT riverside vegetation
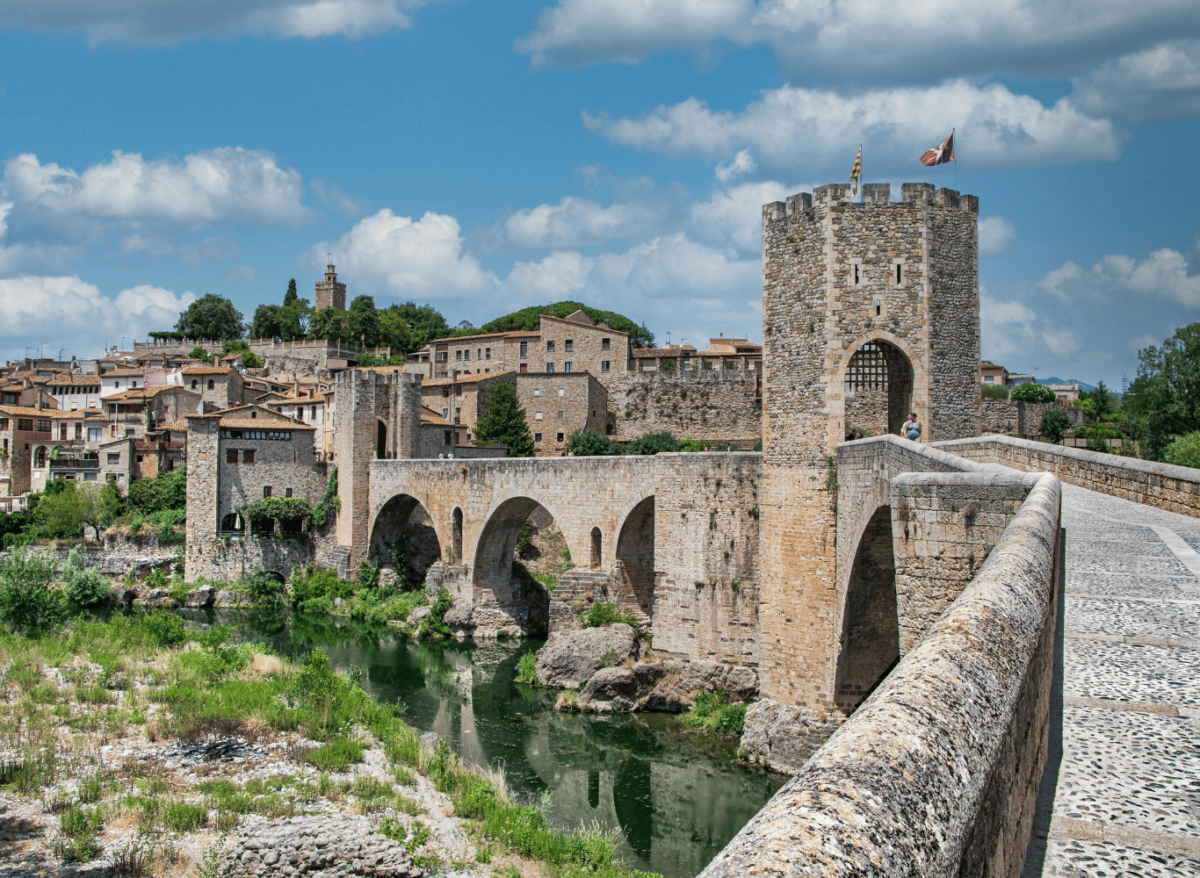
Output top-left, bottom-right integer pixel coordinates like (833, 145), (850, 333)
(0, 549), (663, 878)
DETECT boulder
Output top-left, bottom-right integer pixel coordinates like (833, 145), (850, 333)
(739, 698), (845, 774)
(213, 589), (252, 608)
(535, 624), (638, 689)
(408, 605), (432, 624)
(184, 585), (216, 608)
(578, 661), (667, 712)
(640, 660), (759, 712)
(442, 599), (476, 635)
(136, 588), (173, 607)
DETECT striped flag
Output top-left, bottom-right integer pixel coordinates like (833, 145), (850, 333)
(920, 132), (955, 166)
(850, 146), (862, 195)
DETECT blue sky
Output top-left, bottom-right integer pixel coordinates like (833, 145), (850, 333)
(0, 0), (1197, 388)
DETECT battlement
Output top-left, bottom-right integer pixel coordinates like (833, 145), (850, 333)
(765, 183), (978, 224)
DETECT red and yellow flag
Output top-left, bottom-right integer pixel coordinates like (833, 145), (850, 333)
(850, 146), (862, 195)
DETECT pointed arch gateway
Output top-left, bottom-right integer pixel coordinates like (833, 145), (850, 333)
(842, 339), (914, 438)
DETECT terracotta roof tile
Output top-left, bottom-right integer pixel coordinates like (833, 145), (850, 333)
(218, 418), (314, 430)
(181, 365), (237, 375)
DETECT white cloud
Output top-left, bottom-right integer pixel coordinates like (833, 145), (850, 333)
(688, 179), (796, 254)
(0, 276), (194, 360)
(1072, 40), (1200, 122)
(1041, 247), (1200, 308)
(485, 195), (672, 251)
(0, 0), (442, 44)
(714, 149), (757, 184)
(520, 0), (1200, 94)
(979, 217), (1016, 256)
(310, 209), (497, 299)
(222, 265), (259, 283)
(2, 149), (314, 230)
(584, 80), (1123, 175)
(311, 179), (367, 217)
(1042, 329), (1083, 357)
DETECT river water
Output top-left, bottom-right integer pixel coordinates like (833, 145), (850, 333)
(178, 609), (784, 878)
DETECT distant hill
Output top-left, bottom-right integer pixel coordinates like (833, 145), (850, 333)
(478, 302), (654, 348)
(1038, 377), (1097, 393)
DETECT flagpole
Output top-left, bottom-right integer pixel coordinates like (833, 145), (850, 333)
(859, 142), (862, 201)
(953, 128), (959, 192)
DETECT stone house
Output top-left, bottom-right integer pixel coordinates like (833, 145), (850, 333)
(514, 372), (607, 455)
(181, 364), (246, 411)
(0, 404), (56, 496)
(420, 372), (514, 440)
(100, 385), (202, 443)
(39, 373), (104, 411)
(99, 368), (146, 398)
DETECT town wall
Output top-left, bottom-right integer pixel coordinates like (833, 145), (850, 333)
(702, 475), (1062, 878)
(606, 370), (760, 443)
(936, 434), (1200, 517)
(979, 400), (1084, 438)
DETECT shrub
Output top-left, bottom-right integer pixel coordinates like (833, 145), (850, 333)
(290, 565), (353, 609)
(1039, 409), (1074, 444)
(516, 522), (535, 558)
(358, 561), (380, 591)
(580, 601), (640, 629)
(142, 610), (187, 648)
(626, 431), (679, 455)
(680, 690), (747, 736)
(66, 567), (112, 608)
(515, 652), (537, 684)
(0, 550), (67, 634)
(1165, 431), (1200, 469)
(981, 384), (1010, 399)
(564, 430), (621, 457)
(1011, 382), (1056, 403)
(1084, 425), (1117, 453)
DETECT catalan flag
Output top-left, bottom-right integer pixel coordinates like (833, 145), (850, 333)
(850, 146), (862, 195)
(920, 132), (955, 167)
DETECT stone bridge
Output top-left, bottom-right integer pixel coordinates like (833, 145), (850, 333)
(362, 452), (764, 646)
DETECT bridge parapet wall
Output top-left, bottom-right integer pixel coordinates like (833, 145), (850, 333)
(935, 434), (1200, 517)
(703, 474), (1062, 878)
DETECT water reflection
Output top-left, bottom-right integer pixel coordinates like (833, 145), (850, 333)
(177, 609), (784, 878)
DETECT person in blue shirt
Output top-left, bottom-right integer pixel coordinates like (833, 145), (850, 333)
(902, 412), (921, 443)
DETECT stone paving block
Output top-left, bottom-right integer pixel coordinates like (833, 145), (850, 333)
(1067, 554), (1196, 577)
(1054, 706), (1200, 838)
(1039, 838), (1200, 877)
(1065, 595), (1200, 640)
(1066, 572), (1200, 601)
(1064, 639), (1200, 706)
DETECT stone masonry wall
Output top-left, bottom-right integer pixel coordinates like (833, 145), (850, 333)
(606, 370), (760, 443)
(650, 453), (762, 667)
(515, 372), (607, 456)
(979, 400), (1084, 438)
(936, 434), (1200, 517)
(701, 475), (1062, 878)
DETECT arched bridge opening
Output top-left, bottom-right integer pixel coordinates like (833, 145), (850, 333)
(835, 505), (899, 712)
(616, 496), (656, 618)
(369, 494), (441, 591)
(473, 496), (554, 636)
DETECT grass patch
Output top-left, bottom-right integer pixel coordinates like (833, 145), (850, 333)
(303, 739), (365, 771)
(515, 652), (538, 684)
(679, 690), (747, 737)
(580, 601), (640, 630)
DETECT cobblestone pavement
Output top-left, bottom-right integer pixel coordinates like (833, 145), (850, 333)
(1024, 484), (1200, 877)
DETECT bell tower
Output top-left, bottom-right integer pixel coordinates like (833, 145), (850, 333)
(315, 263), (347, 312)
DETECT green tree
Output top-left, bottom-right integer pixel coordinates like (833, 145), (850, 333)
(309, 307), (352, 344)
(388, 303), (450, 353)
(38, 482), (88, 537)
(378, 306), (412, 351)
(981, 384), (1009, 400)
(1039, 410), (1073, 444)
(1125, 324), (1200, 460)
(473, 382), (534, 457)
(250, 304), (286, 340)
(221, 340), (263, 368)
(283, 278), (299, 306)
(175, 294), (245, 340)
(348, 295), (381, 347)
(1165, 432), (1200, 469)
(0, 549), (66, 634)
(187, 346), (211, 364)
(100, 477), (124, 525)
(478, 301), (655, 348)
(1011, 382), (1056, 403)
(564, 430), (621, 456)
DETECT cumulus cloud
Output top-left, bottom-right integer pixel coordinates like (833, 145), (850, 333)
(979, 217), (1016, 256)
(0, 276), (194, 360)
(309, 209), (497, 299)
(311, 179), (367, 217)
(584, 80), (1123, 175)
(1042, 329), (1083, 358)
(0, 0), (444, 45)
(2, 149), (314, 231)
(1042, 247), (1200, 308)
(482, 195), (674, 251)
(715, 149), (757, 184)
(1071, 40), (1200, 122)
(519, 0), (1199, 91)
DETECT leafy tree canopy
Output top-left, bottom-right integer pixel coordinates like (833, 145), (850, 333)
(478, 302), (655, 348)
(473, 381), (534, 457)
(188, 346), (212, 364)
(348, 295), (381, 348)
(1125, 323), (1200, 460)
(564, 430), (621, 456)
(175, 294), (245, 340)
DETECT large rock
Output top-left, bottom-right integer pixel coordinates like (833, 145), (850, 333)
(535, 624), (639, 689)
(214, 589), (252, 608)
(738, 698), (845, 774)
(135, 588), (173, 607)
(224, 815), (421, 877)
(184, 585), (216, 608)
(577, 658), (760, 713)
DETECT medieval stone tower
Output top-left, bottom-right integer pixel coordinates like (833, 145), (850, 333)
(315, 263), (347, 312)
(333, 369), (423, 570)
(757, 181), (980, 708)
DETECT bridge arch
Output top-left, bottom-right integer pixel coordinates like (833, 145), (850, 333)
(369, 493), (441, 589)
(472, 494), (559, 635)
(834, 505), (899, 713)
(615, 494), (656, 617)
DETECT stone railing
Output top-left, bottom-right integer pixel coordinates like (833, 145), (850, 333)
(702, 473), (1062, 878)
(935, 434), (1200, 517)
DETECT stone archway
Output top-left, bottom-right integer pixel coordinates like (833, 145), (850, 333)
(369, 494), (440, 590)
(616, 496), (656, 617)
(834, 505), (899, 713)
(842, 340), (914, 438)
(472, 496), (556, 636)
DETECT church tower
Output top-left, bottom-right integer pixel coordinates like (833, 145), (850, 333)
(315, 263), (347, 312)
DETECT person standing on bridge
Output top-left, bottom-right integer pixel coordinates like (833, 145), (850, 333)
(902, 412), (921, 443)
